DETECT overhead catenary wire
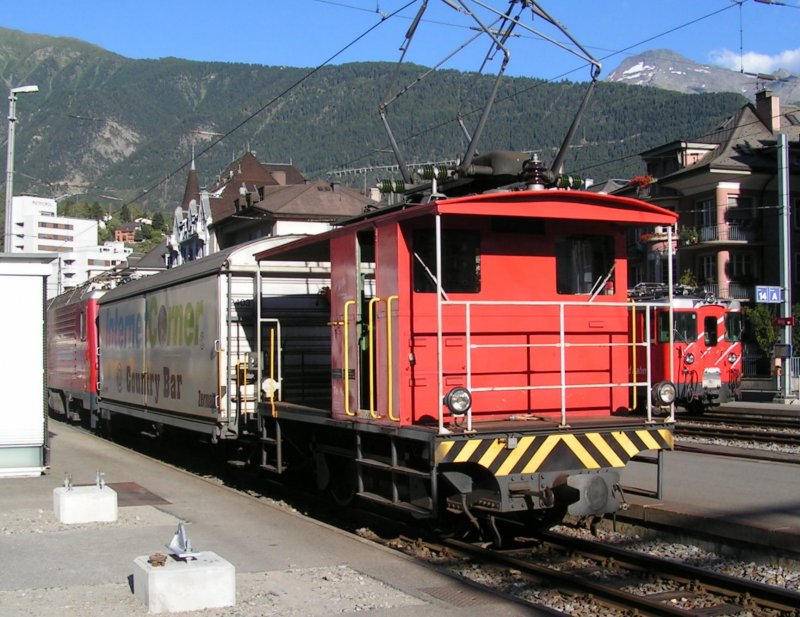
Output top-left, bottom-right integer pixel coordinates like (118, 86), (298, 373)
(41, 0), (794, 243)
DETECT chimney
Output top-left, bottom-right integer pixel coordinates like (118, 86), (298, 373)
(271, 170), (286, 186)
(755, 89), (781, 133)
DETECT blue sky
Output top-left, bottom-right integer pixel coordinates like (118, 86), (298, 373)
(2, 1), (800, 82)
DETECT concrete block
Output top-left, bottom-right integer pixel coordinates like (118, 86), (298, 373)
(133, 551), (235, 613)
(53, 485), (118, 524)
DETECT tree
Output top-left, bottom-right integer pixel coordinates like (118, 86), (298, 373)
(119, 203), (132, 223)
(89, 202), (105, 221)
(152, 211), (165, 231)
(134, 225), (153, 242)
(743, 303), (778, 357)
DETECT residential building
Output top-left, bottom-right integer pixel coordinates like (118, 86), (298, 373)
(51, 241), (132, 297)
(114, 222), (139, 243)
(626, 90), (800, 302)
(167, 151), (377, 267)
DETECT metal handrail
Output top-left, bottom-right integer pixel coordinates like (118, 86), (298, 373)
(368, 297), (381, 419)
(386, 295), (400, 422)
(343, 300), (357, 417)
(443, 298), (670, 427)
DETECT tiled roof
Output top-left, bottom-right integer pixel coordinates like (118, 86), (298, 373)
(251, 181), (375, 220)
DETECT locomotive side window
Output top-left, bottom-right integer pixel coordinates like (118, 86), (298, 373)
(704, 316), (718, 346)
(725, 312), (742, 342)
(555, 235), (614, 295)
(412, 229), (481, 293)
(658, 311), (697, 343)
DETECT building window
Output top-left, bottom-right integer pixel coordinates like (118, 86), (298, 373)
(698, 198), (715, 229)
(730, 253), (753, 279)
(726, 195), (753, 224)
(794, 198), (800, 230)
(795, 252), (800, 284)
(701, 255), (716, 283)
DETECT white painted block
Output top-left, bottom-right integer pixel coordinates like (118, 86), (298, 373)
(53, 485), (118, 524)
(133, 551), (235, 613)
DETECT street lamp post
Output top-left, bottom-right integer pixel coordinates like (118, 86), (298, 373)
(4, 85), (39, 253)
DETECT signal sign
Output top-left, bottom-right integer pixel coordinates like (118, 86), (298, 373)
(772, 317), (795, 327)
(756, 285), (783, 303)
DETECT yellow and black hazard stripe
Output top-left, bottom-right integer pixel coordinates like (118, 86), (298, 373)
(435, 428), (673, 476)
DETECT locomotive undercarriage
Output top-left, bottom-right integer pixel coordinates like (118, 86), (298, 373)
(255, 407), (632, 544)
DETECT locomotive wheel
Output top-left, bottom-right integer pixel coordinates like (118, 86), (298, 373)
(327, 457), (358, 506)
(687, 398), (705, 416)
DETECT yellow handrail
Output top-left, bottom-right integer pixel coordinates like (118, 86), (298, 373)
(631, 300), (637, 409)
(386, 295), (399, 422)
(343, 300), (356, 416)
(215, 340), (223, 415)
(270, 327), (277, 418)
(368, 297), (381, 418)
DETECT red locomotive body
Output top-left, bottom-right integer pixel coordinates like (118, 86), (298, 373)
(251, 189), (678, 531)
(630, 285), (742, 414)
(46, 286), (103, 424)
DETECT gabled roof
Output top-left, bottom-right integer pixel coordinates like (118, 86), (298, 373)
(262, 163), (305, 185)
(251, 180), (375, 220)
(657, 95), (800, 186)
(128, 238), (169, 270)
(208, 152), (278, 222)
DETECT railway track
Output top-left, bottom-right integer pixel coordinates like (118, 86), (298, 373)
(675, 421), (800, 446)
(386, 531), (800, 616)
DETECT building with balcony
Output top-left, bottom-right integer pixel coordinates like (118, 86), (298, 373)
(626, 90), (800, 303)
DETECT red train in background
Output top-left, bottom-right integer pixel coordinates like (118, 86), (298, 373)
(46, 286), (104, 427)
(629, 283), (743, 415)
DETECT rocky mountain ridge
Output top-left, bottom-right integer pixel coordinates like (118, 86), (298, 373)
(605, 48), (800, 103)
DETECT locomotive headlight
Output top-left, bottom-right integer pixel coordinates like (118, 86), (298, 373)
(684, 353), (695, 365)
(444, 387), (472, 415)
(727, 352), (738, 364)
(652, 381), (677, 406)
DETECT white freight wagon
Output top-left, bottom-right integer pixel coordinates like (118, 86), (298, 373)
(97, 236), (331, 441)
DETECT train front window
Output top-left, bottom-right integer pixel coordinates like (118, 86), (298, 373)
(725, 312), (742, 342)
(413, 229), (481, 293)
(555, 235), (614, 295)
(704, 316), (719, 346)
(658, 311), (697, 343)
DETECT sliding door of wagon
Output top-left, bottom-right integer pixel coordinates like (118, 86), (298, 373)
(141, 278), (219, 419)
(99, 295), (148, 409)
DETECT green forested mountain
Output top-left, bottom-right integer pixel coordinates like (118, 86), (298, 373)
(0, 26), (747, 212)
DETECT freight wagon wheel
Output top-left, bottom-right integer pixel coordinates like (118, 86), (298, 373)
(98, 415), (114, 441)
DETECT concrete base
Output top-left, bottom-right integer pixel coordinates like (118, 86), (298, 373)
(53, 485), (118, 524)
(133, 551), (235, 614)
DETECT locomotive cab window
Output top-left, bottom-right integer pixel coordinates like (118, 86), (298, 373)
(725, 312), (742, 342)
(555, 235), (614, 295)
(413, 228), (481, 293)
(658, 311), (697, 343)
(704, 316), (718, 346)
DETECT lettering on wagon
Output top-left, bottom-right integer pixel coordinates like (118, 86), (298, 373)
(105, 299), (204, 349)
(124, 366), (183, 402)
